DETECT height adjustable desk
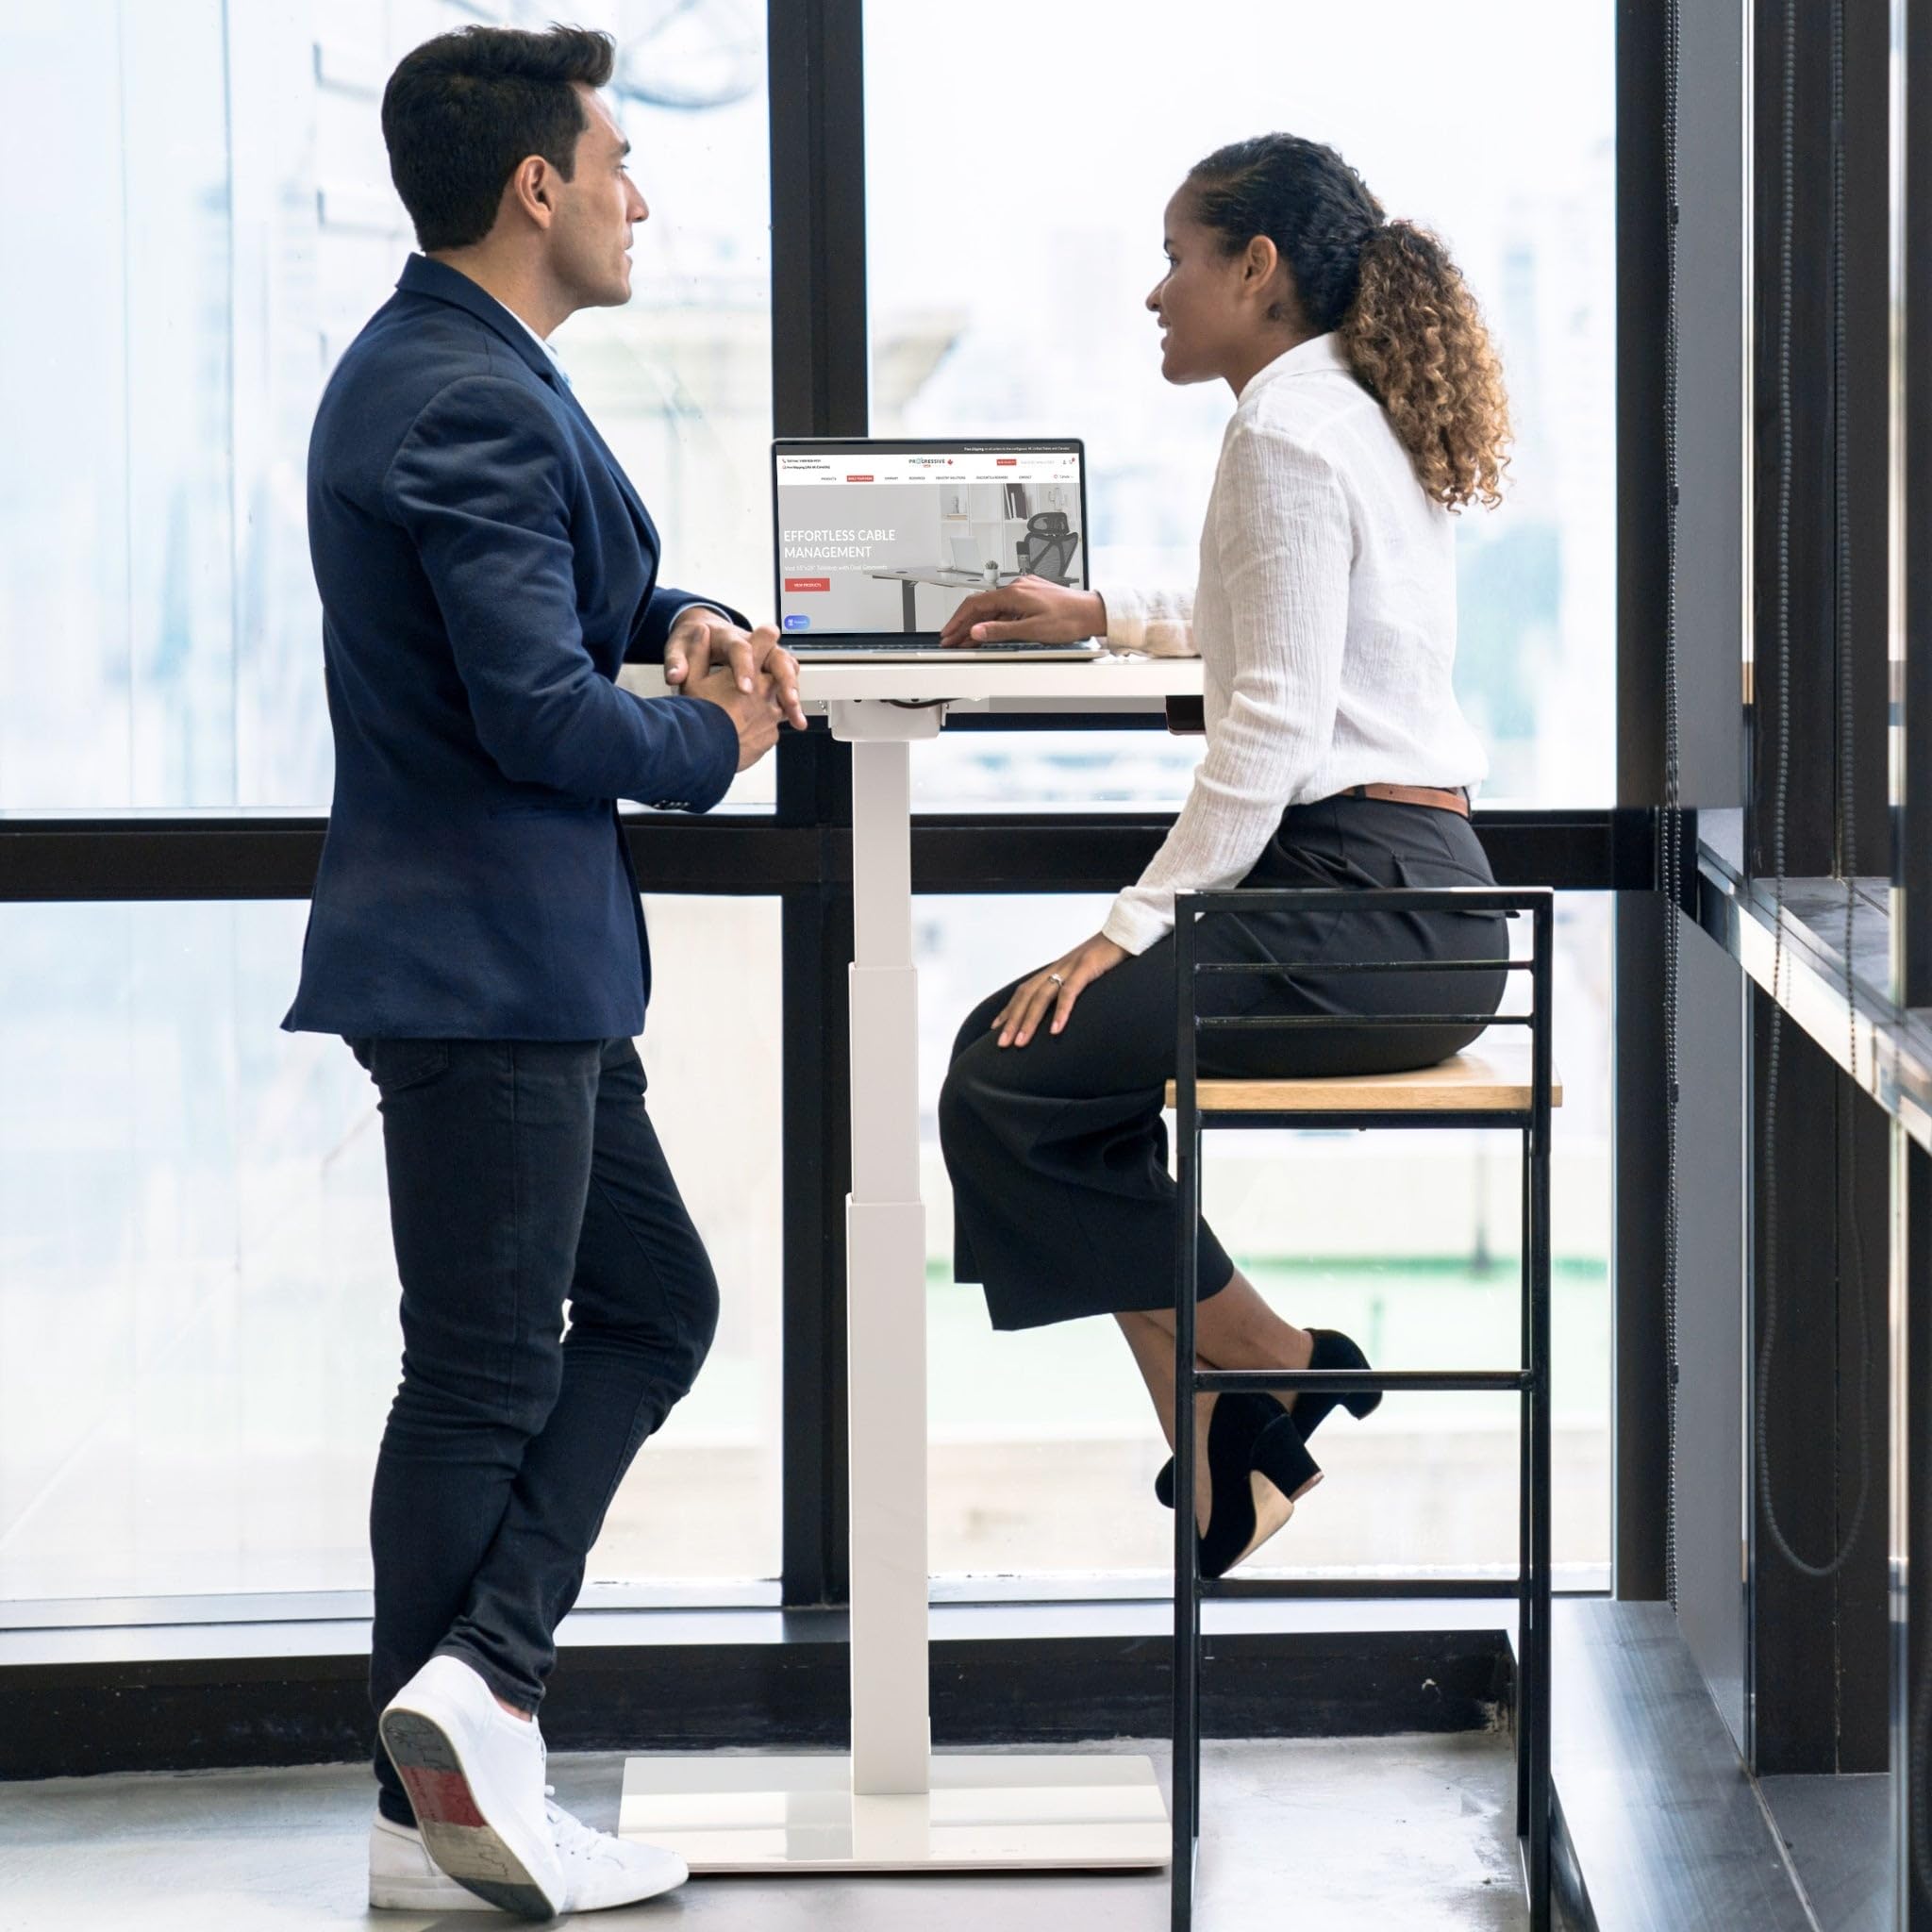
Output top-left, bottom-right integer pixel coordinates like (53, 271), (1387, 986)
(621, 652), (1202, 1873)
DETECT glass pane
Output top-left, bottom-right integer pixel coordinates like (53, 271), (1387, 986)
(866, 0), (1615, 807)
(0, 4), (771, 811)
(919, 893), (1610, 1582)
(912, 726), (1206, 812)
(0, 898), (779, 1607)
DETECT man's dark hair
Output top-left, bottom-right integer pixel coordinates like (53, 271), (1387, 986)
(381, 25), (616, 253)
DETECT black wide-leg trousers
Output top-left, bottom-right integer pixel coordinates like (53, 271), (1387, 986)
(938, 795), (1508, 1332)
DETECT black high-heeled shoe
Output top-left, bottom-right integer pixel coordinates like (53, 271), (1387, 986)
(1193, 1393), (1323, 1580)
(1157, 1328), (1379, 1510)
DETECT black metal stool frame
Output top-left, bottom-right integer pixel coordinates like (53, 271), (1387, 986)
(1169, 885), (1555, 1932)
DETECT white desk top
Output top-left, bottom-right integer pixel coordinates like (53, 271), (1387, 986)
(623, 651), (1202, 709)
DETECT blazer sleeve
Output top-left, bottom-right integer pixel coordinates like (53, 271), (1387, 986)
(627, 586), (753, 664)
(384, 375), (740, 811)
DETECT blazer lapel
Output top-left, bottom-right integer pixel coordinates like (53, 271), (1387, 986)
(554, 382), (659, 557)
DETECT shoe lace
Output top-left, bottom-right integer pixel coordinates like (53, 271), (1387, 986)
(543, 1786), (620, 1866)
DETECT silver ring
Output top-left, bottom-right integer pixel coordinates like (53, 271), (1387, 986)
(1047, 973), (1064, 987)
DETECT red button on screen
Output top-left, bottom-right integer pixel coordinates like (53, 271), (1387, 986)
(995, 458), (1017, 466)
(845, 474), (874, 482)
(785, 576), (830, 592)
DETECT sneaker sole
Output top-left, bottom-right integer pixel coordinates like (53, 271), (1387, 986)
(378, 1707), (559, 1921)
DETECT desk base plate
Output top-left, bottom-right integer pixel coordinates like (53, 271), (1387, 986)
(619, 1751), (1170, 1873)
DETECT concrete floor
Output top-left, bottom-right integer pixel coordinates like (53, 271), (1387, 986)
(0, 1735), (1537, 1932)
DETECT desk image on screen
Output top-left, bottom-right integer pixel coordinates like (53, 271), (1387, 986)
(774, 441), (1087, 638)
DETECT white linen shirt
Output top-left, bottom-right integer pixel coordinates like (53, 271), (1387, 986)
(1096, 331), (1488, 956)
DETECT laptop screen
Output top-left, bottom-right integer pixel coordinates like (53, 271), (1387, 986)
(772, 440), (1088, 641)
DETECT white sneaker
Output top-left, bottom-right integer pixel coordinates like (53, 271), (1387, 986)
(543, 1787), (689, 1911)
(378, 1655), (567, 1920)
(368, 1813), (482, 1912)
(367, 1798), (691, 1914)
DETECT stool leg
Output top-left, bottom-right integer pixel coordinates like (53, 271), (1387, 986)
(1172, 1493), (1202, 1932)
(1516, 1137), (1533, 1841)
(1172, 1443), (1199, 1932)
(1172, 1101), (1202, 1931)
(1528, 1120), (1554, 1931)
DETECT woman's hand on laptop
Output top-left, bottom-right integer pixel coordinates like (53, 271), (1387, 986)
(664, 609), (807, 730)
(992, 931), (1127, 1047)
(939, 576), (1108, 648)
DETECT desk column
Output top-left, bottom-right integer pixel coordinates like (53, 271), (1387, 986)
(839, 701), (940, 1795)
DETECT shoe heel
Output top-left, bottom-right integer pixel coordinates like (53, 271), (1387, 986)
(377, 1706), (559, 1923)
(1308, 1329), (1381, 1429)
(1253, 1412), (1322, 1503)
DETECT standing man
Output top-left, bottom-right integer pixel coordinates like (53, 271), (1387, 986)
(281, 25), (802, 1920)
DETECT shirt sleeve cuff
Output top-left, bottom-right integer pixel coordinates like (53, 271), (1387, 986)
(1093, 584), (1197, 658)
(669, 601), (734, 631)
(1095, 584), (1150, 654)
(1102, 891), (1173, 956)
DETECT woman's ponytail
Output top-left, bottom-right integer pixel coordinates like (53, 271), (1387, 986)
(1342, 220), (1510, 510)
(1187, 137), (1512, 512)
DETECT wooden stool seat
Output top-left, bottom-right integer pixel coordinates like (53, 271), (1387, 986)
(1164, 1035), (1562, 1114)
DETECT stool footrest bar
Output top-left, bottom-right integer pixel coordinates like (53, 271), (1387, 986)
(1192, 957), (1526, 975)
(1200, 1575), (1527, 1601)
(1194, 1011), (1533, 1031)
(1189, 1368), (1530, 1394)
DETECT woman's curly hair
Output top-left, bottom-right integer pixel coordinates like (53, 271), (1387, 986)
(1187, 135), (1511, 511)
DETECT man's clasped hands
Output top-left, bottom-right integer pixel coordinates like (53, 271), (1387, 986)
(662, 608), (806, 772)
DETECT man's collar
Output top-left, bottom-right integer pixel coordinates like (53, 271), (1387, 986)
(395, 255), (565, 391)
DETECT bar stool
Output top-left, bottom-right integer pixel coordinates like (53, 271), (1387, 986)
(1165, 885), (1558, 1932)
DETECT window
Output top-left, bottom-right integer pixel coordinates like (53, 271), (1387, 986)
(0, 4), (779, 1612)
(917, 893), (1610, 1582)
(865, 0), (1616, 808)
(0, 896), (781, 1607)
(1, 1), (1623, 1627)
(0, 4), (771, 812)
(870, 0), (1617, 1580)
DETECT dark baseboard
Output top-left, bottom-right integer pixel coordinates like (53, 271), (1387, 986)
(3, 1611), (1510, 1782)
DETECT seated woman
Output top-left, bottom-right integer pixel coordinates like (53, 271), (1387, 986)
(937, 133), (1512, 1580)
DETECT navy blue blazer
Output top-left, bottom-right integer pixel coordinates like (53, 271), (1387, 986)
(283, 256), (744, 1041)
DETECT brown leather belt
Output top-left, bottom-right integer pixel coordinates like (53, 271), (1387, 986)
(1338, 782), (1471, 817)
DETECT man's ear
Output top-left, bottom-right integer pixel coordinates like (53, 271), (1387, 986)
(508, 156), (556, 230)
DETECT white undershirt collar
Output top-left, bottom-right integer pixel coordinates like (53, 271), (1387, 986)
(501, 301), (570, 385)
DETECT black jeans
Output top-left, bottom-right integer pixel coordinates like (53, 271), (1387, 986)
(939, 795), (1507, 1331)
(347, 1036), (718, 1828)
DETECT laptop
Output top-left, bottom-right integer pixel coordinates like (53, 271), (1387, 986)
(771, 438), (1102, 661)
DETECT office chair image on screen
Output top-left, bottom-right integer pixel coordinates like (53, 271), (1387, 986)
(1016, 511), (1080, 584)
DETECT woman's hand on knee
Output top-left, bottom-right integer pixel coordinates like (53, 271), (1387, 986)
(992, 932), (1128, 1047)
